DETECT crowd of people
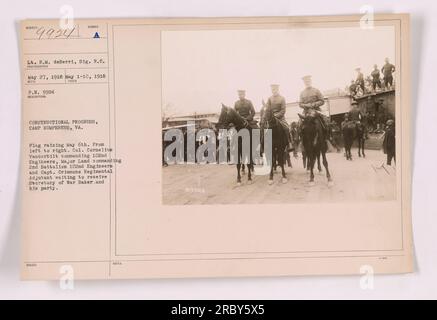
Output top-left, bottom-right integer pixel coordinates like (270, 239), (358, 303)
(348, 57), (396, 98)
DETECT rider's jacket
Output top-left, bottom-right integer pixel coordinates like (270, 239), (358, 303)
(382, 63), (395, 78)
(349, 106), (362, 122)
(299, 87), (324, 112)
(267, 94), (286, 119)
(371, 69), (381, 81)
(234, 98), (255, 121)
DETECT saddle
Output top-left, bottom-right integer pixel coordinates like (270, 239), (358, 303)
(247, 119), (259, 129)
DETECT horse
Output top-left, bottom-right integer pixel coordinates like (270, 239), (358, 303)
(342, 120), (356, 160)
(262, 103), (289, 185)
(297, 124), (321, 172)
(302, 149), (322, 172)
(298, 111), (333, 186)
(217, 104), (258, 186)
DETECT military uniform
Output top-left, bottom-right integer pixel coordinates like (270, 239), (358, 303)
(267, 94), (286, 118)
(299, 86), (329, 132)
(382, 63), (395, 88)
(349, 106), (362, 122)
(234, 98), (255, 121)
(298, 85), (330, 149)
(267, 94), (291, 146)
(371, 69), (382, 90)
(383, 121), (395, 165)
(299, 87), (324, 112)
(356, 72), (365, 92)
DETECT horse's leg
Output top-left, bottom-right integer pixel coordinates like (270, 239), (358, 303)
(322, 151), (333, 185)
(247, 163), (252, 184)
(269, 151), (275, 185)
(280, 149), (287, 183)
(358, 137), (361, 158)
(362, 139), (366, 158)
(317, 153), (322, 172)
(236, 136), (243, 184)
(285, 151), (292, 168)
(302, 151), (306, 169)
(236, 163), (242, 185)
(241, 164), (246, 175)
(309, 156), (315, 185)
(247, 133), (253, 183)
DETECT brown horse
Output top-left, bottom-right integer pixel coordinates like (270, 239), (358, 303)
(298, 112), (333, 186)
(342, 121), (356, 161)
(217, 104), (258, 185)
(262, 103), (288, 185)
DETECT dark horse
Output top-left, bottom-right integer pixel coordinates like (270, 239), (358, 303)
(298, 112), (333, 185)
(302, 149), (322, 172)
(217, 104), (258, 185)
(262, 103), (288, 185)
(342, 121), (356, 160)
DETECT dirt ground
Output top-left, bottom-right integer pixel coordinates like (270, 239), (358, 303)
(162, 149), (396, 205)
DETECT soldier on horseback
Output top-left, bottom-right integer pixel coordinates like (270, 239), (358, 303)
(266, 84), (293, 151)
(348, 101), (367, 134)
(234, 89), (255, 124)
(298, 75), (329, 146)
(348, 100), (363, 122)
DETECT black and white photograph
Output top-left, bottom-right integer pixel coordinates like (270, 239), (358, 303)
(161, 26), (398, 205)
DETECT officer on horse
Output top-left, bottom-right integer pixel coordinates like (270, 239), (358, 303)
(298, 75), (329, 146)
(265, 84), (293, 151)
(234, 89), (256, 124)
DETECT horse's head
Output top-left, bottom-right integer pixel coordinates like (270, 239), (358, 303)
(298, 112), (317, 129)
(262, 101), (278, 128)
(217, 103), (230, 129)
(217, 103), (247, 130)
(298, 113), (323, 151)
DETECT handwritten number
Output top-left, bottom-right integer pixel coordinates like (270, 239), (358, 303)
(36, 27), (45, 40)
(34, 26), (76, 39)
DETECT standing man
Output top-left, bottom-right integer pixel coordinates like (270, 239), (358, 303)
(349, 79), (357, 97)
(266, 84), (292, 150)
(290, 121), (300, 157)
(375, 98), (386, 132)
(381, 58), (395, 90)
(330, 121), (342, 152)
(355, 68), (365, 94)
(371, 64), (382, 91)
(383, 119), (396, 165)
(234, 89), (255, 122)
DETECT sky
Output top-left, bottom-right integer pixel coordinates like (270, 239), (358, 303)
(161, 26), (395, 116)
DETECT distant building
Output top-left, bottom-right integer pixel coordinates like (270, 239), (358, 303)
(164, 89), (395, 130)
(164, 113), (219, 129)
(353, 89), (395, 118)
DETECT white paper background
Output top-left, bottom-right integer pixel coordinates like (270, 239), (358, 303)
(0, 0), (434, 299)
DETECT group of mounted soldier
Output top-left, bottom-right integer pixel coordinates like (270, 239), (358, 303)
(163, 63), (396, 169)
